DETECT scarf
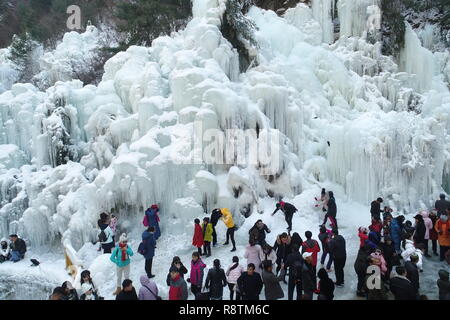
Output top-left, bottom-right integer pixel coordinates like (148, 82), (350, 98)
(119, 243), (127, 261)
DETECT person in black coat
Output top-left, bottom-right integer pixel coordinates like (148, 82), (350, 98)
(272, 201), (297, 232)
(405, 254), (420, 296)
(328, 228), (346, 286)
(116, 279), (138, 300)
(261, 260), (285, 300)
(301, 252), (315, 300)
(322, 191), (338, 229)
(210, 209), (222, 246)
(413, 214), (426, 247)
(435, 194), (450, 217)
(237, 263), (263, 300)
(273, 233), (291, 282)
(390, 266), (417, 300)
(354, 244), (372, 297)
(317, 268), (334, 300)
(166, 256), (188, 286)
(205, 259), (227, 300)
(370, 198), (383, 220)
(249, 220), (271, 246)
(61, 281), (79, 300)
(379, 236), (396, 280)
(8, 234), (26, 262)
(285, 244), (303, 300)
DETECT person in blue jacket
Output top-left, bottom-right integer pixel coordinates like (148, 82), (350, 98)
(390, 215), (405, 254)
(145, 205), (161, 240)
(142, 226), (156, 278)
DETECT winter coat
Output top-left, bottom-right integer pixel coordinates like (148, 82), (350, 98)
(244, 244), (263, 274)
(210, 210), (222, 226)
(358, 232), (369, 248)
(249, 224), (270, 245)
(364, 272), (388, 300)
(226, 264), (244, 284)
(237, 272), (263, 300)
(435, 219), (450, 246)
(145, 208), (161, 239)
(205, 267), (227, 299)
(116, 287), (138, 300)
(110, 245), (133, 268)
(138, 275), (158, 300)
(354, 247), (370, 274)
(141, 231), (156, 260)
(318, 231), (331, 252)
(379, 241), (395, 269)
(98, 224), (114, 245)
(301, 262), (315, 298)
(413, 220), (426, 244)
(169, 274), (188, 300)
(370, 251), (387, 275)
(273, 235), (292, 264)
(328, 235), (346, 260)
(301, 239), (321, 266)
(369, 220), (383, 234)
(202, 222), (213, 242)
(420, 211), (433, 240)
(435, 199), (450, 217)
(370, 201), (382, 218)
(260, 249), (277, 267)
(437, 270), (450, 301)
(390, 275), (417, 300)
(221, 208), (235, 228)
(272, 202), (297, 217)
(190, 259), (206, 287)
(401, 239), (423, 270)
(192, 224), (204, 248)
(404, 261), (420, 293)
(317, 269), (334, 300)
(261, 269), (285, 300)
(10, 238), (26, 254)
(327, 197), (337, 219)
(429, 214), (439, 241)
(166, 263), (188, 286)
(390, 218), (403, 244)
(285, 252), (303, 281)
(61, 289), (79, 301)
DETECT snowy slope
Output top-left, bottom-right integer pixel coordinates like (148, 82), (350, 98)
(0, 0), (449, 300)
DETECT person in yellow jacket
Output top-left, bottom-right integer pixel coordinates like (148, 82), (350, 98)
(219, 208), (237, 252)
(202, 217), (213, 257)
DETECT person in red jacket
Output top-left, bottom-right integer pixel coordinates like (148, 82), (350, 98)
(301, 231), (321, 291)
(169, 267), (188, 300)
(369, 218), (383, 236)
(192, 218), (204, 256)
(358, 227), (369, 248)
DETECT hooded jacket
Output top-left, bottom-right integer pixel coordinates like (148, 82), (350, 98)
(141, 231), (156, 260)
(420, 211), (433, 240)
(202, 222), (213, 242)
(169, 274), (188, 300)
(190, 259), (206, 287)
(221, 208), (235, 228)
(138, 275), (158, 300)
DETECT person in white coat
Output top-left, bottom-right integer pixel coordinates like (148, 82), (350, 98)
(260, 243), (277, 267)
(244, 238), (263, 275)
(226, 256), (244, 300)
(420, 210), (433, 257)
(0, 238), (10, 263)
(402, 237), (423, 271)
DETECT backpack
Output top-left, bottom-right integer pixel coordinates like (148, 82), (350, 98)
(143, 214), (149, 227)
(98, 229), (107, 243)
(138, 240), (147, 255)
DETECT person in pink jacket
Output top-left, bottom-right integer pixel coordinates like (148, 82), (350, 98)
(226, 256), (244, 300)
(370, 249), (387, 276)
(420, 210), (433, 257)
(244, 238), (263, 275)
(187, 252), (206, 297)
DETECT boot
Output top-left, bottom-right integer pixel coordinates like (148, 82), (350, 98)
(113, 286), (121, 295)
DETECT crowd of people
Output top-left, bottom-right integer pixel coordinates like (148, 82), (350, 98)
(3, 192), (450, 301)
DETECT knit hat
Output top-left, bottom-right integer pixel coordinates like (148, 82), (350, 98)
(81, 283), (92, 294)
(302, 252), (312, 259)
(119, 233), (127, 243)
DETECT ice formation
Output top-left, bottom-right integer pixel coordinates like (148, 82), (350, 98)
(0, 0), (449, 299)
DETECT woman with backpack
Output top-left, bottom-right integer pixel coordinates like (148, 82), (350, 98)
(140, 226), (156, 278)
(110, 233), (134, 295)
(226, 256), (243, 300)
(143, 204), (161, 240)
(205, 259), (228, 300)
